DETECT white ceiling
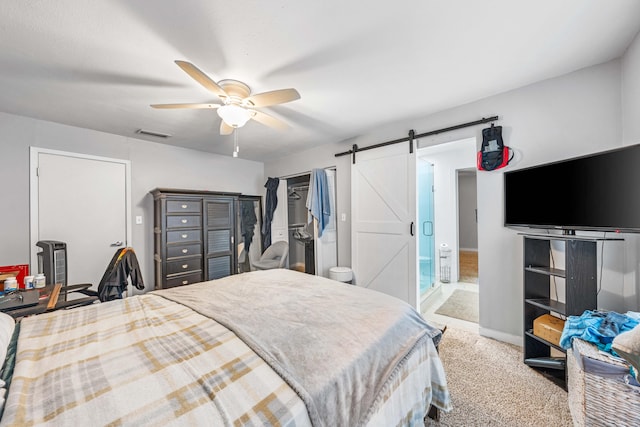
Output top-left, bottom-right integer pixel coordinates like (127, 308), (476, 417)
(1, 1), (640, 162)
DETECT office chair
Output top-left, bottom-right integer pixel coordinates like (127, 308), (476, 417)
(251, 241), (289, 270)
(70, 247), (144, 302)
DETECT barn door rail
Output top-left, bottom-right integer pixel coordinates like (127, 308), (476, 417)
(335, 115), (499, 164)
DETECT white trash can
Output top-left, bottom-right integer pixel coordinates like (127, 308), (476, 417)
(329, 267), (353, 284)
(439, 244), (452, 283)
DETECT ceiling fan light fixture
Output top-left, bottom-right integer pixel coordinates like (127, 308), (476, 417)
(217, 104), (251, 128)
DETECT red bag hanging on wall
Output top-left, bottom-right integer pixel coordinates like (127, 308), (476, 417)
(477, 124), (512, 171)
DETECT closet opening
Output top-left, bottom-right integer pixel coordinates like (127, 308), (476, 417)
(287, 174), (315, 274)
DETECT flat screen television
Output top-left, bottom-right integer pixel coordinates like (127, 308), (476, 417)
(504, 144), (640, 234)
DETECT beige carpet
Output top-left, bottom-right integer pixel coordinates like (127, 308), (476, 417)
(425, 327), (572, 427)
(434, 289), (479, 323)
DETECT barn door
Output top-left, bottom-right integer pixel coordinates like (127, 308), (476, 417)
(351, 142), (418, 309)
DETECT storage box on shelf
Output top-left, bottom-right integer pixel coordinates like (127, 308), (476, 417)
(533, 313), (565, 347)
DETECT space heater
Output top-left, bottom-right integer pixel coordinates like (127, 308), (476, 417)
(36, 240), (68, 287)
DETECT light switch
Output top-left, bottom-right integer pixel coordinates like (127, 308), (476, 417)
(341, 213), (347, 222)
(135, 215), (143, 225)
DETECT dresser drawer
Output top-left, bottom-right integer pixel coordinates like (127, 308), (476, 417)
(167, 229), (201, 244)
(167, 243), (202, 259)
(166, 257), (202, 275)
(164, 272), (203, 289)
(167, 215), (201, 229)
(167, 200), (201, 213)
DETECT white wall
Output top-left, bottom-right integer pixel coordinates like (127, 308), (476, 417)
(623, 29), (640, 145)
(266, 58), (634, 344)
(0, 112), (264, 292)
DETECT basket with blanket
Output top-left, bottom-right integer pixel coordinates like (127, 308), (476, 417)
(560, 310), (640, 427)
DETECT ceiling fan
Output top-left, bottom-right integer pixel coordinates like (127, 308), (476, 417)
(151, 60), (300, 135)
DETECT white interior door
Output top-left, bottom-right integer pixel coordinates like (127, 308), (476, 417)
(30, 148), (131, 291)
(352, 143), (418, 309)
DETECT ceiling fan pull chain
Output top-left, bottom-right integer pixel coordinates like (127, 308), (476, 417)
(233, 129), (239, 158)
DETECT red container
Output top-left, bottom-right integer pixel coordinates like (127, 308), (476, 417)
(0, 264), (30, 290)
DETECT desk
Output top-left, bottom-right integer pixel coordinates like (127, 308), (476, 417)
(2, 284), (96, 320)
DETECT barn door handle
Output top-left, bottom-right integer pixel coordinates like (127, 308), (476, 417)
(410, 222), (415, 236)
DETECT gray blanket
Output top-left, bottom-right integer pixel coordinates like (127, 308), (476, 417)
(155, 269), (442, 427)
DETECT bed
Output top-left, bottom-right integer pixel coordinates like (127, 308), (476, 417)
(0, 269), (451, 426)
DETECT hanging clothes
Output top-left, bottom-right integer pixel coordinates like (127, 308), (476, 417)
(240, 199), (258, 252)
(306, 169), (331, 237)
(262, 177), (279, 248)
(97, 247), (144, 302)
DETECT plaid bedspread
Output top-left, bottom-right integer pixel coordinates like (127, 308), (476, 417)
(1, 272), (451, 426)
(0, 295), (311, 426)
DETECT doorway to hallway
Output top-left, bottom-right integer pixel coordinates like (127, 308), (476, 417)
(457, 168), (478, 284)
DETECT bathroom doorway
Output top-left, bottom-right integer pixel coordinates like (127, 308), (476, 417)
(417, 138), (480, 327)
(417, 137), (477, 287)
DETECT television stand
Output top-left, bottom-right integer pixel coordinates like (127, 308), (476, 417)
(520, 233), (623, 387)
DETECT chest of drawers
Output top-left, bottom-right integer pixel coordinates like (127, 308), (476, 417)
(152, 188), (240, 290)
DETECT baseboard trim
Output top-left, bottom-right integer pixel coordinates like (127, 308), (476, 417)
(479, 327), (523, 347)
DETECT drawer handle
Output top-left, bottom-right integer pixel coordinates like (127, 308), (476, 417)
(182, 249), (188, 254)
(182, 264), (188, 269)
(181, 204), (188, 209)
(181, 234), (188, 239)
(181, 219), (188, 224)
(182, 280), (189, 285)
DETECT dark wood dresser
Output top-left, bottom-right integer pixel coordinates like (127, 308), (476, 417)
(151, 188), (240, 290)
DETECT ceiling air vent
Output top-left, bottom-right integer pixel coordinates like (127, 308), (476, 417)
(135, 129), (171, 138)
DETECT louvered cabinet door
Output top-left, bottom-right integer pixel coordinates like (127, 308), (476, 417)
(204, 196), (237, 280)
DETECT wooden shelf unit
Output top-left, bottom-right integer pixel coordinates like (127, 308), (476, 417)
(521, 233), (622, 387)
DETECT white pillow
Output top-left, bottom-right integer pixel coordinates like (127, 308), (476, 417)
(0, 313), (15, 367)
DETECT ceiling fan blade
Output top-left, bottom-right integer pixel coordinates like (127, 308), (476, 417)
(220, 121), (234, 135)
(150, 103), (221, 109)
(245, 88), (300, 108)
(175, 60), (228, 99)
(249, 110), (289, 130)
